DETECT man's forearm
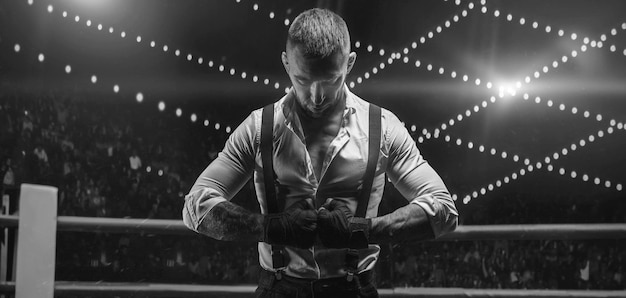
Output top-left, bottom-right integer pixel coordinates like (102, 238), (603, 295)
(369, 203), (434, 244)
(197, 201), (264, 242)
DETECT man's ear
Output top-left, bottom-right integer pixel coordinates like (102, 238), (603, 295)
(281, 51), (289, 73)
(346, 52), (357, 74)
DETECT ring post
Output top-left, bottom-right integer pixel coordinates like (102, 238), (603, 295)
(15, 184), (58, 298)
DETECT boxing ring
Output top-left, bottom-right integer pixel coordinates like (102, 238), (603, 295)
(1, 184), (625, 298)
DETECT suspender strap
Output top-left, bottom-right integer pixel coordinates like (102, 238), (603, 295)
(261, 104), (278, 214)
(261, 104), (286, 271)
(346, 103), (381, 280)
(355, 104), (381, 218)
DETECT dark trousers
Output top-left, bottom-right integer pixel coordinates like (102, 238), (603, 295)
(255, 269), (378, 298)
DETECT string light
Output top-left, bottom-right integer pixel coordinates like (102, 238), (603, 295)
(40, 0), (290, 89)
(452, 123), (623, 204)
(483, 8), (625, 95)
(352, 1), (475, 86)
(21, 1), (625, 200)
(33, 2), (287, 91)
(23, 43), (172, 122)
(412, 62), (624, 199)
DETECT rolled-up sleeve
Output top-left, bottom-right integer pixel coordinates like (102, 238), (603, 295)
(182, 110), (259, 233)
(383, 111), (458, 238)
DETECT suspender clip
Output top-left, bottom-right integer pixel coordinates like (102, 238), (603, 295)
(345, 248), (359, 282)
(346, 271), (355, 282)
(274, 269), (283, 280)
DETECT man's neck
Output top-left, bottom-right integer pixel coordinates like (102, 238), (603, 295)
(297, 90), (347, 126)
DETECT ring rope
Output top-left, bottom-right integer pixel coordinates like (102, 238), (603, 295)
(2, 215), (626, 297)
(1, 281), (626, 297)
(3, 214), (626, 240)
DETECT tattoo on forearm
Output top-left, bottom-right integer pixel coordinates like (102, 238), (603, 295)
(370, 203), (434, 244)
(199, 201), (263, 242)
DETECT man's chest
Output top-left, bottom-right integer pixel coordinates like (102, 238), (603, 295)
(289, 110), (341, 177)
(305, 133), (335, 180)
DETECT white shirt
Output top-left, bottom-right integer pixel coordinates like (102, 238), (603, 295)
(183, 86), (458, 279)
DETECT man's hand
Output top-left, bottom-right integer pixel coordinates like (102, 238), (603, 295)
(263, 199), (318, 249)
(317, 199), (371, 249)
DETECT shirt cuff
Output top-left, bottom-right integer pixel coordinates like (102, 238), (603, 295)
(409, 194), (446, 238)
(182, 187), (227, 232)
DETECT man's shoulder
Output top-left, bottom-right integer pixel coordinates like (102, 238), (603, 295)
(249, 94), (289, 117)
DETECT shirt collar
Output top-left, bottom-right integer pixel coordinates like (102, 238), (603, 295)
(343, 85), (357, 117)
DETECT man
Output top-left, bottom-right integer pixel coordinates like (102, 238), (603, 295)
(183, 8), (458, 297)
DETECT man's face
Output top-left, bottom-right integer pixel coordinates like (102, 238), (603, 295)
(282, 44), (356, 118)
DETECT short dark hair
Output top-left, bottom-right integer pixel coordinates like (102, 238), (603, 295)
(287, 8), (350, 58)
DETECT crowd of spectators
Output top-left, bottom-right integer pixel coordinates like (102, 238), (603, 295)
(389, 239), (625, 290)
(1, 89), (624, 290)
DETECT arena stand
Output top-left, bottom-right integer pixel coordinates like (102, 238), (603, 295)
(1, 90), (625, 295)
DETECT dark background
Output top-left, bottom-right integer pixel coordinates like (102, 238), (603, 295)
(1, 0), (625, 290)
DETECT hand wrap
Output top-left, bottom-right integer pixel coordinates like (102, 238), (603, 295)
(317, 199), (371, 249)
(263, 199), (317, 249)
